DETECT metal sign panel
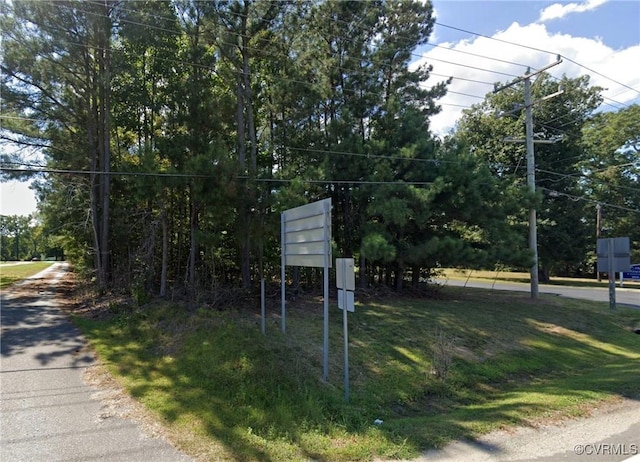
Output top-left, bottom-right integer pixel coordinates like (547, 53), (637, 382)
(282, 198), (331, 268)
(336, 258), (355, 290)
(597, 237), (631, 272)
(337, 289), (355, 312)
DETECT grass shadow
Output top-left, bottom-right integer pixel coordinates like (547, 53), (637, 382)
(71, 285), (640, 461)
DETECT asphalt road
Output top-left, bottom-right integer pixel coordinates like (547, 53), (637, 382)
(436, 278), (640, 309)
(419, 398), (640, 462)
(0, 263), (191, 462)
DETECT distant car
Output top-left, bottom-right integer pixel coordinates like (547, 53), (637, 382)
(31, 257), (41, 261)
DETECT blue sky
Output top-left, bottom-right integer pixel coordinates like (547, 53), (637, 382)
(432, 1), (639, 50)
(2, 0), (639, 216)
(416, 0), (640, 134)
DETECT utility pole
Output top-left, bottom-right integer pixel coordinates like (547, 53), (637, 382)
(596, 203), (602, 282)
(524, 74), (539, 298)
(495, 56), (562, 298)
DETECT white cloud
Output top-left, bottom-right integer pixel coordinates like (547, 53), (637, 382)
(414, 21), (640, 136)
(0, 180), (38, 216)
(430, 6), (441, 43)
(538, 0), (608, 22)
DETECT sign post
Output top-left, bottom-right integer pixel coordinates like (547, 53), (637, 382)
(281, 199), (332, 380)
(608, 238), (615, 310)
(336, 258), (355, 402)
(597, 237), (631, 310)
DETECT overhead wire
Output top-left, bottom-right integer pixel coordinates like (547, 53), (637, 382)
(53, 1), (520, 101)
(540, 187), (640, 214)
(0, 165), (435, 186)
(59, 0), (636, 122)
(3, 2), (636, 182)
(4, 0), (637, 239)
(537, 168), (640, 194)
(47, 1), (640, 113)
(435, 21), (640, 97)
(5, 163), (635, 216)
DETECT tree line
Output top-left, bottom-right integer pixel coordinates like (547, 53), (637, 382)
(1, 0), (638, 298)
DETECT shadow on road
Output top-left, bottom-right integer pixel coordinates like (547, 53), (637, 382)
(1, 273), (94, 368)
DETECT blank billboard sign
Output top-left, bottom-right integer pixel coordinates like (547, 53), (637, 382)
(597, 237), (630, 273)
(282, 198), (332, 268)
(280, 198), (332, 380)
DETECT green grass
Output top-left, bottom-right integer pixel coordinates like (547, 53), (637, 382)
(440, 268), (640, 289)
(72, 287), (640, 461)
(0, 261), (55, 289)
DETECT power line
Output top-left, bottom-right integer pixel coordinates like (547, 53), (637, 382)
(435, 22), (558, 57)
(537, 168), (640, 194)
(47, 1), (637, 118)
(311, 7), (534, 72)
(435, 21), (640, 97)
(540, 187), (640, 214)
(434, 73), (495, 86)
(28, 1), (640, 108)
(0, 166), (435, 186)
(51, 2), (527, 92)
(0, 166), (210, 178)
(5, 2), (635, 162)
(562, 57), (640, 97)
(286, 146), (462, 164)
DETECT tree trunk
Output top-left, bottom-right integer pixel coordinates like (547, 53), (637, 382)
(395, 263), (404, 292)
(188, 185), (199, 301)
(239, 3), (254, 289)
(412, 266), (420, 287)
(359, 253), (367, 288)
(99, 11), (111, 288)
(236, 73), (246, 168)
(160, 205), (168, 298)
(88, 85), (103, 287)
(342, 186), (353, 256)
(241, 221), (251, 288)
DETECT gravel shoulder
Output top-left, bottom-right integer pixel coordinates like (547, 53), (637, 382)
(0, 263), (192, 462)
(413, 396), (640, 462)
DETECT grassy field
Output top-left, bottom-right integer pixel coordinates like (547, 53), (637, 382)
(440, 268), (640, 289)
(70, 284), (640, 462)
(0, 261), (55, 289)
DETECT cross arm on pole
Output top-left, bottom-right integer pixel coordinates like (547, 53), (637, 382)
(493, 55), (562, 94)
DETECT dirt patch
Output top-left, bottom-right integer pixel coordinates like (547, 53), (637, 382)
(82, 362), (173, 440)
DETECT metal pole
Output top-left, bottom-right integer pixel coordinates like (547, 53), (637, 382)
(524, 75), (539, 298)
(281, 214), (286, 333)
(323, 202), (330, 382)
(261, 278), (265, 335)
(596, 204), (602, 282)
(608, 238), (616, 310)
(342, 265), (350, 402)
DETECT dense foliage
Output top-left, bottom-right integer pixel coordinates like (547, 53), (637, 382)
(1, 0), (638, 295)
(455, 76), (639, 278)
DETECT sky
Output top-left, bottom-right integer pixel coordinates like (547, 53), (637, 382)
(1, 0), (639, 217)
(417, 0), (640, 135)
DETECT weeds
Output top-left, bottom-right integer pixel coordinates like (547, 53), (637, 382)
(72, 287), (640, 461)
(430, 328), (455, 381)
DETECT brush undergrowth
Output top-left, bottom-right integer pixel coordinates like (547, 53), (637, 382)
(72, 287), (640, 461)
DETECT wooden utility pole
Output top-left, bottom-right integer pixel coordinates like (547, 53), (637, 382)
(596, 203), (602, 282)
(495, 56), (562, 298)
